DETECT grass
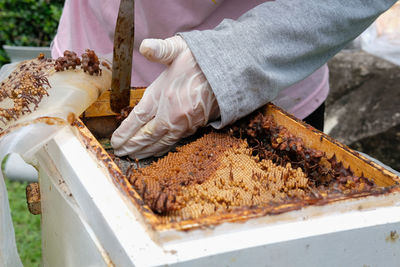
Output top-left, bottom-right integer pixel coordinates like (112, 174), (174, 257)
(5, 179), (41, 267)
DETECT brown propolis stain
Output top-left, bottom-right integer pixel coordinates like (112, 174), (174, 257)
(67, 112), (77, 125)
(386, 230), (399, 243)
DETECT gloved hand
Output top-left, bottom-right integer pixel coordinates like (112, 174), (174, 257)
(111, 36), (220, 159)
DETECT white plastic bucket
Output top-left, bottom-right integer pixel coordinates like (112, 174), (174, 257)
(3, 45), (51, 62)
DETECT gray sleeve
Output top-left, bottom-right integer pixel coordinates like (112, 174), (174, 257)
(180, 0), (396, 129)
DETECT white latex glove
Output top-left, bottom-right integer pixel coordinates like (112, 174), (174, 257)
(111, 36), (220, 159)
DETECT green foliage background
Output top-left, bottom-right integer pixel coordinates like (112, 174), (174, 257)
(0, 0), (65, 67)
(5, 179), (42, 266)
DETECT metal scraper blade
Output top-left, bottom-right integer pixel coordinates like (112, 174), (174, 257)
(110, 0), (134, 113)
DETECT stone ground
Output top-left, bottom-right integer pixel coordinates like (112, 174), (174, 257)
(325, 50), (400, 172)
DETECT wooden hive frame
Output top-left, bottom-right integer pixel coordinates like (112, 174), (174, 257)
(78, 88), (400, 231)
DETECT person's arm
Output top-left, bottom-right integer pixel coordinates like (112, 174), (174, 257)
(112, 0), (397, 159)
(180, 0), (397, 129)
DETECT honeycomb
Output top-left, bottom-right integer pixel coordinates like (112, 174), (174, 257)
(126, 113), (383, 221)
(128, 132), (310, 220)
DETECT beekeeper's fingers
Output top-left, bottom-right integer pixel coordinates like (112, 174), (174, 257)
(139, 36), (187, 65)
(129, 132), (178, 159)
(112, 118), (168, 157)
(111, 87), (159, 149)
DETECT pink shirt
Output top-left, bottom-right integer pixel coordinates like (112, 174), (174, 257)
(52, 0), (329, 119)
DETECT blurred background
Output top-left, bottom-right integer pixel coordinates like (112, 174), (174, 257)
(0, 0), (64, 66)
(0, 1), (399, 266)
(326, 2), (400, 173)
